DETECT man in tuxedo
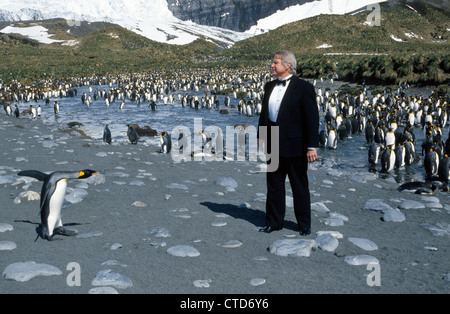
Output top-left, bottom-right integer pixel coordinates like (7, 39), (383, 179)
(258, 50), (319, 236)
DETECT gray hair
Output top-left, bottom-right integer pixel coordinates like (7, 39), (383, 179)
(274, 50), (297, 75)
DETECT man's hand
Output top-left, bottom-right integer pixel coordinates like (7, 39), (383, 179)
(307, 149), (318, 163)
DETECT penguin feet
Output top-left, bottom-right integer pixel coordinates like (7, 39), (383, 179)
(44, 234), (57, 241)
(53, 227), (78, 237)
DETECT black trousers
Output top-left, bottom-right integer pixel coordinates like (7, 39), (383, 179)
(265, 155), (311, 231)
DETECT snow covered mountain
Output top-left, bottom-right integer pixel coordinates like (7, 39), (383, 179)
(0, 0), (387, 47)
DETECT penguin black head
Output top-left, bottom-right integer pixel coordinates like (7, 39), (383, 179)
(78, 170), (100, 179)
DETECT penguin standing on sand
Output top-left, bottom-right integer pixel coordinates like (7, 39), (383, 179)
(368, 142), (380, 167)
(149, 100), (157, 111)
(54, 101), (60, 115)
(424, 148), (439, 179)
(381, 145), (395, 173)
(177, 129), (187, 154)
(404, 140), (416, 165)
(127, 124), (139, 144)
(30, 105), (37, 119)
(200, 130), (213, 152)
(337, 121), (348, 141)
(327, 128), (337, 149)
(394, 145), (406, 169)
(103, 125), (112, 144)
(161, 131), (172, 154)
(5, 104), (11, 116)
(14, 104), (20, 118)
(17, 169), (100, 241)
(438, 154), (450, 182)
(365, 121), (375, 143)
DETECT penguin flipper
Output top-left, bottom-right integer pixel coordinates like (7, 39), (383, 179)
(18, 170), (48, 181)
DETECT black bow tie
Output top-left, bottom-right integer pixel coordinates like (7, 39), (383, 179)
(275, 78), (291, 86)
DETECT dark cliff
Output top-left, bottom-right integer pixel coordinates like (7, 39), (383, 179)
(166, 0), (311, 32)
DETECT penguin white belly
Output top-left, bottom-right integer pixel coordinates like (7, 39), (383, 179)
(327, 131), (337, 149)
(433, 152), (440, 175)
(400, 147), (406, 167)
(47, 179), (67, 235)
(388, 150), (396, 171)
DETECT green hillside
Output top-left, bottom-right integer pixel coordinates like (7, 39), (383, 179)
(225, 2), (448, 59)
(0, 2), (448, 85)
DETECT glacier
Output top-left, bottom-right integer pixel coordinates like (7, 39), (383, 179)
(0, 0), (386, 46)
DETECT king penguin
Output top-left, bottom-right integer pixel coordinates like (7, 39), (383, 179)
(424, 148), (439, 179)
(438, 154), (450, 182)
(327, 128), (337, 149)
(381, 145), (396, 173)
(161, 131), (172, 154)
(404, 140), (416, 165)
(18, 169), (100, 241)
(394, 144), (406, 169)
(127, 124), (139, 145)
(5, 104), (11, 116)
(103, 124), (112, 144)
(14, 104), (20, 118)
(30, 105), (37, 119)
(54, 101), (60, 115)
(368, 142), (380, 167)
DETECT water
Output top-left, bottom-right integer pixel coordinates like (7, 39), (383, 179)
(22, 83), (442, 185)
(37, 84), (260, 147)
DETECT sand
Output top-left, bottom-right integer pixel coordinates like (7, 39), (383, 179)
(0, 112), (449, 295)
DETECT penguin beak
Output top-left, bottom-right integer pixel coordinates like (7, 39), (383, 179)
(79, 170), (100, 178)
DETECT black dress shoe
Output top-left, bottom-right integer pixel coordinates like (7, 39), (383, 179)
(259, 226), (280, 233)
(299, 227), (311, 236)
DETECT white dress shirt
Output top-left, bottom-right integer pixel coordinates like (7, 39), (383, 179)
(267, 74), (317, 151)
(268, 74), (292, 122)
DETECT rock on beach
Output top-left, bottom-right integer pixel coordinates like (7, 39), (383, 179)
(215, 177), (238, 191)
(362, 199), (393, 212)
(167, 245), (200, 257)
(2, 261), (62, 282)
(348, 238), (378, 251)
(382, 207), (405, 222)
(0, 223), (13, 233)
(344, 255), (379, 266)
(315, 233), (339, 252)
(91, 269), (133, 289)
(269, 239), (317, 257)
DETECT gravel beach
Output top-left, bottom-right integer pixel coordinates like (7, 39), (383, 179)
(0, 112), (449, 295)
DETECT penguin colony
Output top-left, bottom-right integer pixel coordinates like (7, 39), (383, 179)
(1, 69), (265, 143)
(2, 71), (449, 184)
(316, 83), (449, 186)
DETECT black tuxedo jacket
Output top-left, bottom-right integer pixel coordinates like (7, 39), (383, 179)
(258, 76), (320, 158)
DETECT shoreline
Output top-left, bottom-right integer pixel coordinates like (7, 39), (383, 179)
(0, 110), (449, 294)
